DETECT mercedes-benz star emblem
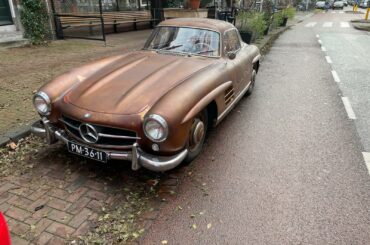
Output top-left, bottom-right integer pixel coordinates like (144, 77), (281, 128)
(79, 123), (99, 143)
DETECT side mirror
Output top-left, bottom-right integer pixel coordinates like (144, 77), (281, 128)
(228, 51), (236, 60)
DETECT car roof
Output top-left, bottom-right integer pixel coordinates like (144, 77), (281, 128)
(158, 18), (235, 33)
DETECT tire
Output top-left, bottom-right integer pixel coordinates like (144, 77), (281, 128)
(183, 109), (208, 164)
(246, 69), (257, 96)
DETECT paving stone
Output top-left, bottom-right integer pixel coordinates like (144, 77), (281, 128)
(9, 220), (29, 236)
(9, 235), (29, 245)
(33, 218), (53, 237)
(36, 231), (53, 245)
(0, 183), (16, 194)
(28, 189), (49, 201)
(66, 187), (88, 203)
(73, 221), (92, 237)
(84, 180), (105, 191)
(29, 195), (50, 212)
(68, 208), (93, 229)
(66, 176), (87, 192)
(86, 200), (104, 212)
(85, 190), (107, 200)
(67, 197), (91, 215)
(49, 188), (70, 199)
(6, 206), (32, 221)
(48, 209), (73, 224)
(0, 202), (10, 213)
(8, 187), (33, 197)
(24, 206), (51, 225)
(7, 195), (33, 210)
(46, 222), (75, 239)
(0, 192), (13, 204)
(48, 236), (66, 245)
(47, 198), (71, 211)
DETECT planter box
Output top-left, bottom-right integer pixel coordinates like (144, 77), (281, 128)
(280, 17), (288, 27)
(163, 8), (208, 19)
(239, 31), (253, 44)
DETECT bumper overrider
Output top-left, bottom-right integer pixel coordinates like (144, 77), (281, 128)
(31, 118), (188, 172)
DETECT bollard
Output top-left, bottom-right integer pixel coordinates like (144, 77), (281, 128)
(366, 8), (370, 20)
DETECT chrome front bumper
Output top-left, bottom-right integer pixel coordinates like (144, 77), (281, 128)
(31, 119), (188, 172)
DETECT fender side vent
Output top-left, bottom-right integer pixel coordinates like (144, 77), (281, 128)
(225, 86), (235, 106)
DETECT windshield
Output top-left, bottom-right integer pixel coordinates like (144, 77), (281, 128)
(144, 26), (220, 57)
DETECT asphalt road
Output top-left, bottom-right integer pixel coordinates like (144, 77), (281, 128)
(142, 9), (370, 244)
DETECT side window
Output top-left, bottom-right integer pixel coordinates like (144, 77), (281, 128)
(224, 29), (241, 53)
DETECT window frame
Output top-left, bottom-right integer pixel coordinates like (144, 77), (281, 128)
(223, 28), (242, 55)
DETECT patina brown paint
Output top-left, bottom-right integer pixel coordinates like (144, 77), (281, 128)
(37, 18), (260, 156)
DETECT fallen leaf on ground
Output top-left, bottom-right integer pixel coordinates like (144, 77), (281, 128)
(191, 224), (197, 229)
(207, 223), (212, 229)
(8, 142), (17, 150)
(161, 240), (168, 244)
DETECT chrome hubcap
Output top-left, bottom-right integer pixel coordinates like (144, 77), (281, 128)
(191, 120), (205, 146)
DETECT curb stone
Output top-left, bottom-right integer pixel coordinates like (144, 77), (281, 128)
(0, 120), (37, 147)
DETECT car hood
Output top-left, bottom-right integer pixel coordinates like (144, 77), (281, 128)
(65, 51), (219, 115)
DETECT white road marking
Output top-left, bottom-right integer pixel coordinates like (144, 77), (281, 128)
(321, 46), (327, 51)
(305, 22), (317, 27)
(325, 56), (332, 63)
(340, 22), (350, 28)
(362, 152), (370, 175)
(332, 11), (336, 13)
(331, 70), (340, 82)
(316, 34), (320, 38)
(318, 39), (322, 44)
(323, 22), (333, 27)
(339, 11), (344, 14)
(342, 97), (356, 119)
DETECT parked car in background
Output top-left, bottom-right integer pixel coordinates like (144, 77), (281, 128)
(316, 1), (326, 8)
(31, 18), (261, 172)
(347, 0), (354, 5)
(343, 0), (348, 6)
(359, 0), (370, 7)
(333, 0), (344, 8)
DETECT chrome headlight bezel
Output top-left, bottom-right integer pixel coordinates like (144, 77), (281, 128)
(33, 91), (51, 116)
(143, 114), (169, 143)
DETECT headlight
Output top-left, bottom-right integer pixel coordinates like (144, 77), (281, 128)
(143, 114), (169, 142)
(33, 91), (51, 115)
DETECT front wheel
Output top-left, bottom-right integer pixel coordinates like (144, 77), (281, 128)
(183, 109), (208, 164)
(246, 69), (257, 96)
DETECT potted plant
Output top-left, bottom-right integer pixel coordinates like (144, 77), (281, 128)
(188, 0), (200, 9)
(280, 6), (295, 26)
(236, 11), (253, 44)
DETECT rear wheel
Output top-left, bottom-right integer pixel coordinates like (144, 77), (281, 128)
(183, 109), (208, 164)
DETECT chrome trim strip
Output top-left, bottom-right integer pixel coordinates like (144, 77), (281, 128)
(59, 118), (79, 130)
(98, 133), (141, 140)
(31, 121), (188, 172)
(216, 81), (251, 124)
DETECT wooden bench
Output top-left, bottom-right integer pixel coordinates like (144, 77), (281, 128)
(57, 10), (156, 33)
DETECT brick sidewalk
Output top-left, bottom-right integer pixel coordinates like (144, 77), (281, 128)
(0, 137), (181, 244)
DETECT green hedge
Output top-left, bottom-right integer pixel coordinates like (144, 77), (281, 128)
(20, 0), (49, 45)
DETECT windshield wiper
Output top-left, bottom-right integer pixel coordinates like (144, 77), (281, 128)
(157, 44), (183, 51)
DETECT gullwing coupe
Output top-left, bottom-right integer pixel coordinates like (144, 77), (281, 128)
(31, 18), (261, 172)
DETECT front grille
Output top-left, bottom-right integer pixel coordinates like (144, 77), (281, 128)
(60, 115), (139, 148)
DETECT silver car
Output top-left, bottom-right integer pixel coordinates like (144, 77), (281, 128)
(333, 0), (344, 9)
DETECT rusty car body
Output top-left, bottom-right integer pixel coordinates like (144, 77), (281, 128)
(31, 18), (261, 172)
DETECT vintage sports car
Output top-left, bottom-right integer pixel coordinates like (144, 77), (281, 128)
(31, 18), (261, 172)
